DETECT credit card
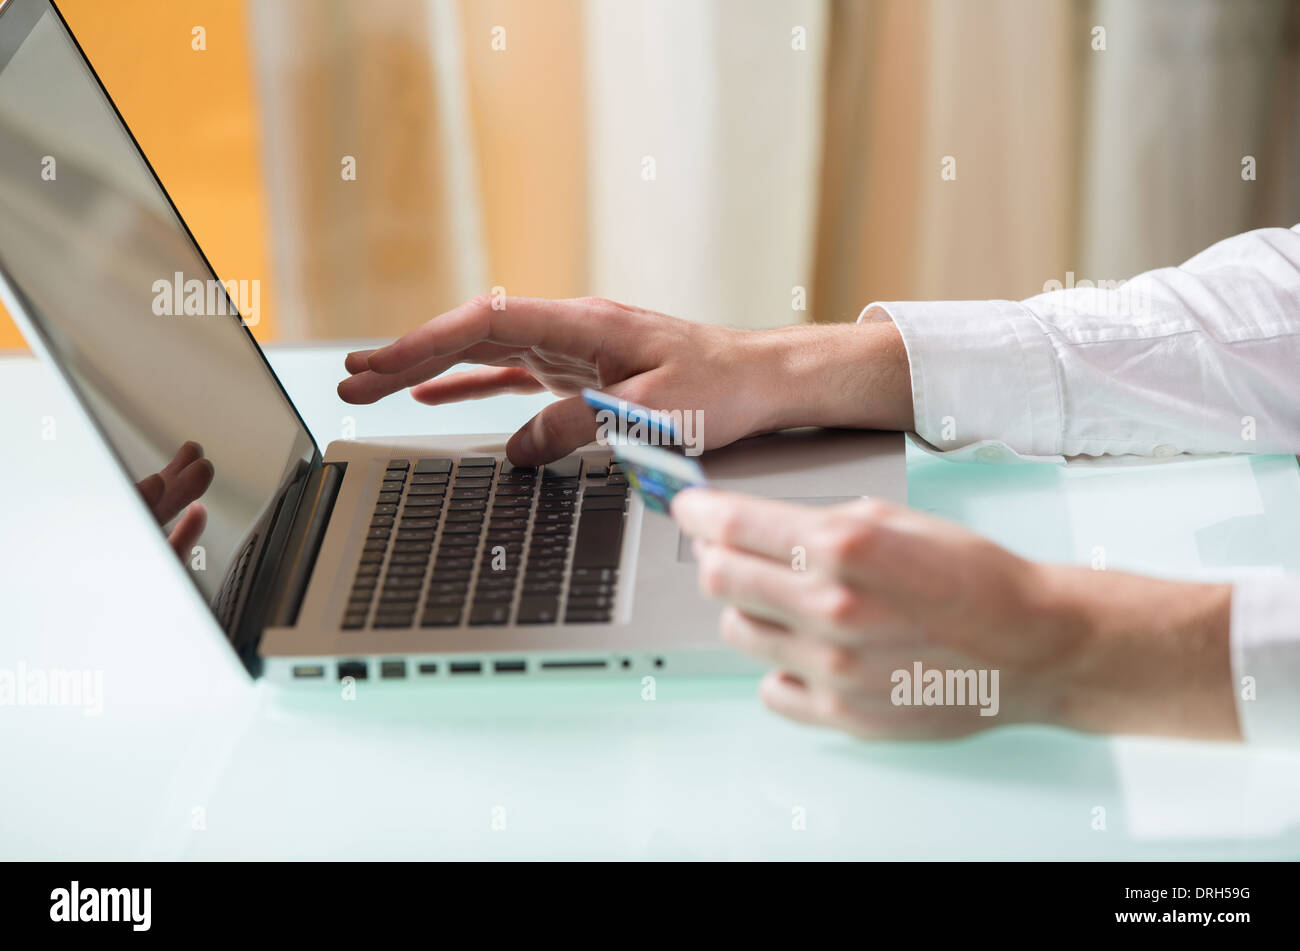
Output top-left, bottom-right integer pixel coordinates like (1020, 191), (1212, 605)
(581, 387), (683, 447)
(609, 439), (709, 514)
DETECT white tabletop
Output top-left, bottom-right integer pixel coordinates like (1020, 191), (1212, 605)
(2, 345), (1300, 859)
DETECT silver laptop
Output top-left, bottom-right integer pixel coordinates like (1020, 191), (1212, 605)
(0, 0), (904, 684)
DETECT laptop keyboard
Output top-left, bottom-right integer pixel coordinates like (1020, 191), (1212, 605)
(343, 456), (628, 630)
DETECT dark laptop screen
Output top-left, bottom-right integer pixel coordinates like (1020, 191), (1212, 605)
(0, 0), (317, 638)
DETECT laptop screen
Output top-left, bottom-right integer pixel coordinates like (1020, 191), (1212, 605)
(0, 0), (317, 642)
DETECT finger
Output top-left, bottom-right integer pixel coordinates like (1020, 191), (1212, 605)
(719, 606), (865, 689)
(343, 348), (377, 374)
(504, 395), (601, 466)
(672, 489), (828, 564)
(409, 366), (545, 405)
(337, 353), (462, 405)
(696, 540), (892, 643)
(365, 296), (604, 376)
(169, 502), (207, 560)
(154, 458), (215, 524)
(756, 671), (870, 734)
(135, 472), (165, 513)
(160, 440), (203, 479)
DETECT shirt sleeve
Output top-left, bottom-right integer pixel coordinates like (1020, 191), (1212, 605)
(1232, 574), (1300, 745)
(860, 224), (1300, 458)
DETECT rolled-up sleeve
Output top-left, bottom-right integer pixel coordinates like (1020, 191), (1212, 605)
(1232, 575), (1300, 745)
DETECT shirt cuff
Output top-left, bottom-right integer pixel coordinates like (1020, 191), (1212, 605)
(1231, 574), (1300, 745)
(860, 300), (1065, 457)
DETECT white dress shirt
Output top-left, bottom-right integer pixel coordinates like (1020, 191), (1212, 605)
(861, 224), (1300, 745)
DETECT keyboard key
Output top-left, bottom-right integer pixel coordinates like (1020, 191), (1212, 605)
(421, 608), (462, 627)
(542, 457), (583, 480)
(582, 496), (626, 511)
(387, 459), (411, 470)
(583, 485), (627, 497)
(573, 510), (624, 568)
(407, 483), (446, 496)
(494, 484), (534, 498)
(377, 491), (401, 504)
(517, 597), (559, 624)
(444, 509), (484, 523)
(410, 472), (449, 485)
(429, 581), (471, 596)
(469, 603), (510, 625)
(415, 457), (453, 474)
(458, 456), (497, 469)
(453, 476), (492, 489)
(564, 609), (611, 623)
(567, 595), (615, 610)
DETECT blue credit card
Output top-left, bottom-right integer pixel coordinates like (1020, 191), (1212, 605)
(581, 387), (683, 446)
(609, 439), (709, 514)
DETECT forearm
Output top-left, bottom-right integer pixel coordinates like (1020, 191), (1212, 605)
(748, 322), (914, 434)
(1041, 564), (1239, 740)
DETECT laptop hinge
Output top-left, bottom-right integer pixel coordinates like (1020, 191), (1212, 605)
(261, 461), (346, 630)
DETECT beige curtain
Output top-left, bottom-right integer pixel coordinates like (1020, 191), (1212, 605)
(812, 0), (1300, 322)
(249, 0), (1300, 339)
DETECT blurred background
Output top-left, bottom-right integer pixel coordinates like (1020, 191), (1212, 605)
(2, 0), (1298, 349)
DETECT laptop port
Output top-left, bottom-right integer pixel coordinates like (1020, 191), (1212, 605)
(338, 661), (367, 681)
(417, 663), (438, 675)
(539, 659), (607, 670)
(292, 664), (325, 679)
(493, 660), (526, 674)
(380, 660), (406, 679)
(450, 661), (482, 675)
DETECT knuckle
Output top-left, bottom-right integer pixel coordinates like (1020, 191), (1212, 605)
(698, 557), (728, 597)
(819, 643), (858, 678)
(466, 292), (494, 311)
(715, 508), (744, 548)
(822, 585), (863, 628)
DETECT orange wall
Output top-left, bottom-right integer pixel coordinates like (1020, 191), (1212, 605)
(0, 0), (275, 348)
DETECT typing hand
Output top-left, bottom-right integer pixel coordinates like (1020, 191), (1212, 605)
(337, 295), (869, 465)
(134, 440), (214, 561)
(671, 489), (1237, 741)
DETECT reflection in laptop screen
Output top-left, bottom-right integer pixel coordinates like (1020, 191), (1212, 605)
(0, 0), (317, 640)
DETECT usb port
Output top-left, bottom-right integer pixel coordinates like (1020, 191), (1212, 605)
(338, 661), (367, 681)
(380, 660), (407, 679)
(292, 665), (325, 679)
(493, 660), (526, 674)
(449, 661), (482, 675)
(417, 662), (438, 675)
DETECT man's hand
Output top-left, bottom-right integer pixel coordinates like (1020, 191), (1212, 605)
(672, 489), (1239, 741)
(134, 440), (213, 561)
(338, 295), (914, 465)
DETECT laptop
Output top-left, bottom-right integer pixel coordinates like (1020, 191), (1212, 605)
(0, 0), (904, 684)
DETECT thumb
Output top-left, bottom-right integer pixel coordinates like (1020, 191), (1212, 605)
(506, 395), (599, 465)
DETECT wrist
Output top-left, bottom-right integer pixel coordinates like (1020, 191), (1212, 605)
(1038, 565), (1239, 740)
(746, 322), (915, 435)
